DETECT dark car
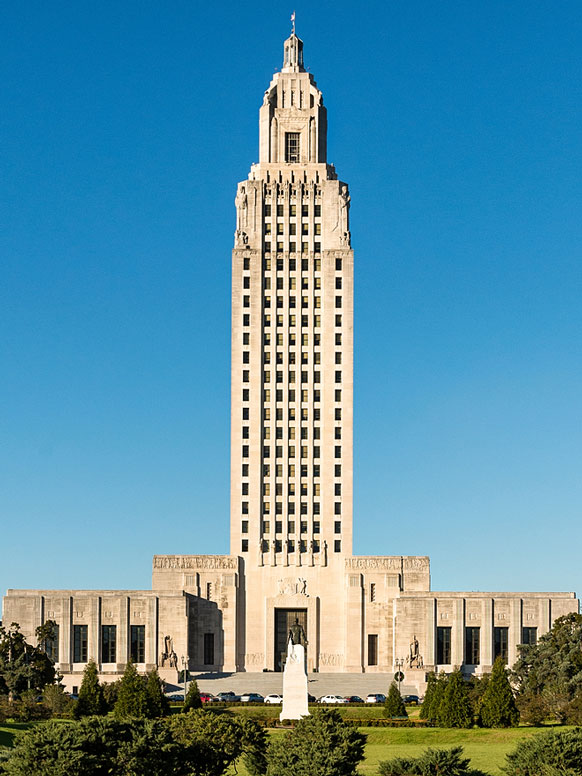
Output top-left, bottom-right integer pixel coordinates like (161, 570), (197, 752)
(345, 695), (364, 703)
(216, 691), (241, 702)
(240, 692), (264, 703)
(403, 694), (420, 705)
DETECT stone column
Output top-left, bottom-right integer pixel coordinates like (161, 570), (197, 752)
(89, 598), (100, 664)
(117, 596), (129, 670)
(451, 599), (464, 668)
(481, 598), (493, 669)
(145, 597), (157, 669)
(508, 599), (521, 667)
(425, 598), (436, 667)
(60, 596), (72, 672)
(344, 574), (363, 671)
(539, 599), (551, 637)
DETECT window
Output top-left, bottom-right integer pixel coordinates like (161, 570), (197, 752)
(334, 540), (341, 552)
(314, 223), (321, 235)
(289, 223), (296, 235)
(242, 539), (249, 552)
(314, 389), (321, 402)
(289, 258), (296, 269)
(244, 257), (250, 269)
(263, 445), (270, 457)
(370, 583), (376, 602)
(73, 624), (88, 663)
(335, 390), (341, 402)
(101, 625), (116, 663)
(336, 258), (342, 270)
(335, 446), (341, 458)
(335, 427), (341, 439)
(242, 351), (249, 365)
(290, 204), (297, 216)
(275, 520), (282, 533)
(243, 314), (250, 326)
(334, 521), (341, 534)
(277, 223), (284, 235)
(313, 502), (320, 514)
(302, 259), (308, 271)
(436, 627), (452, 664)
(300, 521), (308, 533)
(302, 223), (309, 235)
(522, 627), (537, 645)
(277, 204), (284, 217)
(242, 502), (248, 514)
(243, 295), (250, 308)
(243, 276), (250, 289)
(335, 333), (342, 345)
(242, 445), (249, 458)
(313, 521), (320, 533)
(314, 315), (321, 327)
(264, 205), (271, 217)
(493, 627), (509, 663)
(335, 315), (342, 326)
(335, 465), (341, 476)
(288, 540), (295, 552)
(241, 520), (248, 533)
(335, 277), (342, 289)
(465, 627), (480, 665)
(242, 463), (249, 476)
(335, 352), (342, 365)
(262, 520), (270, 533)
(288, 520), (295, 533)
(204, 633), (215, 665)
(314, 204), (321, 217)
(301, 242), (308, 253)
(314, 427), (320, 439)
(334, 483), (341, 496)
(130, 625), (145, 663)
(302, 205), (309, 217)
(285, 132), (300, 162)
(368, 634), (378, 666)
(242, 482), (248, 495)
(44, 624), (59, 662)
(300, 502), (307, 514)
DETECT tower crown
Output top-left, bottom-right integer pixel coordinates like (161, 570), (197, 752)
(282, 33), (304, 73)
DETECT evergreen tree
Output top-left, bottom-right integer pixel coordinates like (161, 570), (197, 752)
(480, 657), (519, 727)
(384, 681), (407, 718)
(436, 671), (473, 728)
(420, 672), (436, 720)
(74, 659), (106, 718)
(266, 709), (365, 776)
(146, 668), (170, 717)
(182, 678), (202, 712)
(426, 671), (448, 723)
(114, 661), (148, 719)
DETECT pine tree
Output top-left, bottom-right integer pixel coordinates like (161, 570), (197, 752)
(420, 672), (436, 720)
(480, 657), (519, 727)
(183, 678), (202, 711)
(436, 670), (473, 728)
(145, 668), (169, 718)
(74, 659), (106, 718)
(384, 681), (408, 718)
(114, 661), (148, 719)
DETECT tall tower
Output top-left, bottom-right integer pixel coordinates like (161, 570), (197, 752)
(230, 31), (354, 670)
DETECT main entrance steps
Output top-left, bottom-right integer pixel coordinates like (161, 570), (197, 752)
(183, 672), (419, 699)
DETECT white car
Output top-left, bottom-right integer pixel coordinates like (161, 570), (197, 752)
(264, 693), (283, 704)
(365, 693), (386, 703)
(318, 694), (347, 704)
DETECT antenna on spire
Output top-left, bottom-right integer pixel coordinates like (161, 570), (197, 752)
(291, 10), (296, 35)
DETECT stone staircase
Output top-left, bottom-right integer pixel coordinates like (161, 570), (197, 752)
(166, 671), (419, 698)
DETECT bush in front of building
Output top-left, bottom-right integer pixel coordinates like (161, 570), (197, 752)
(114, 661), (149, 719)
(384, 682), (407, 719)
(182, 678), (202, 711)
(73, 659), (106, 718)
(379, 745), (489, 776)
(265, 708), (365, 776)
(503, 726), (582, 775)
(479, 657), (519, 728)
(436, 671), (473, 728)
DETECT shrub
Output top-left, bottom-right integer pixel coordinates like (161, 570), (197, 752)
(114, 661), (148, 719)
(385, 682), (408, 718)
(42, 684), (73, 717)
(265, 708), (365, 776)
(503, 727), (582, 775)
(74, 659), (106, 718)
(146, 669), (170, 717)
(480, 658), (519, 728)
(182, 678), (202, 712)
(437, 671), (473, 728)
(379, 745), (489, 776)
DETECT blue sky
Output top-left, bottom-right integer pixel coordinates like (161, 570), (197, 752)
(1, 1), (581, 611)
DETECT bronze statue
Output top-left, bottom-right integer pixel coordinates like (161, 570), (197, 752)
(288, 617), (308, 647)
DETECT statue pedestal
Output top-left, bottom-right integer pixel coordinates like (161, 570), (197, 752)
(280, 642), (309, 721)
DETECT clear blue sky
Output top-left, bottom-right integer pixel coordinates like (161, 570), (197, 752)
(1, 1), (581, 612)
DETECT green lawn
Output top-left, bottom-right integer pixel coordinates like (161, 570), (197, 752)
(0, 722), (35, 749)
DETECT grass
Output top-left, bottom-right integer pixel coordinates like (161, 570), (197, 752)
(0, 722), (35, 749)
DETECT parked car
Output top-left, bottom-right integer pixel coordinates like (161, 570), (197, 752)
(264, 694), (283, 704)
(344, 695), (364, 703)
(308, 693), (316, 703)
(200, 693), (216, 703)
(216, 691), (241, 702)
(240, 692), (264, 703)
(317, 695), (347, 704)
(166, 693), (185, 702)
(403, 694), (420, 705)
(365, 693), (386, 703)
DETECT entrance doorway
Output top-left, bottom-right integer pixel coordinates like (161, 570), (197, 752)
(274, 608), (307, 671)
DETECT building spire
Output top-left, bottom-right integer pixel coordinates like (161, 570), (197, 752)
(282, 26), (304, 73)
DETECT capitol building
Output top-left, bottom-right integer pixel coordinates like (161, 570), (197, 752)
(4, 31), (577, 693)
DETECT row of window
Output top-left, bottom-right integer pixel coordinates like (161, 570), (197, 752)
(243, 295), (343, 308)
(258, 371), (342, 384)
(256, 333), (342, 346)
(241, 464), (342, 478)
(252, 427), (342, 440)
(244, 502), (342, 515)
(265, 223), (321, 235)
(245, 483), (342, 496)
(265, 242), (321, 253)
(243, 408), (342, 421)
(241, 389), (343, 404)
(249, 353), (343, 366)
(259, 257), (343, 271)
(45, 624), (146, 664)
(365, 627), (538, 668)
(256, 445), (342, 459)
(242, 314), (344, 328)
(245, 277), (342, 291)
(241, 538), (342, 553)
(436, 626), (538, 666)
(264, 204), (321, 217)
(242, 519), (342, 534)
(240, 257), (342, 272)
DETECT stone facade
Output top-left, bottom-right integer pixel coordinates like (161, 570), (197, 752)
(2, 32), (578, 693)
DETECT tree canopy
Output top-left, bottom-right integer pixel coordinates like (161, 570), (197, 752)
(0, 623), (55, 700)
